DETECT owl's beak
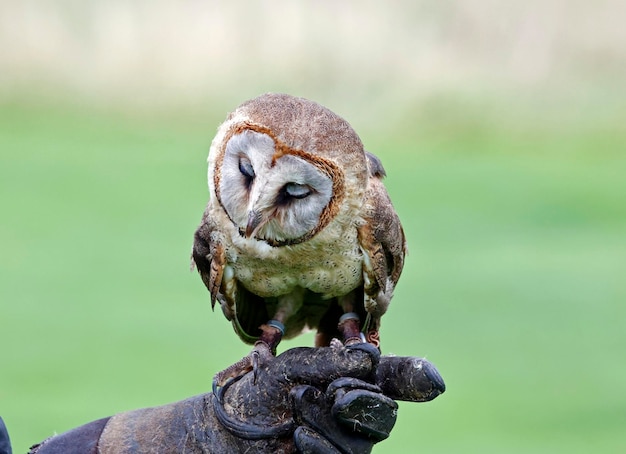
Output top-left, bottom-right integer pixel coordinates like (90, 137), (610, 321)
(245, 210), (264, 238)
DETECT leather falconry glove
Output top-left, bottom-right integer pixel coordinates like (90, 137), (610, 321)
(30, 344), (445, 454)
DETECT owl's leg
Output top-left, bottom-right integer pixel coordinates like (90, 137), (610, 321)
(337, 292), (364, 346)
(213, 322), (282, 387)
(250, 289), (307, 380)
(214, 290), (303, 387)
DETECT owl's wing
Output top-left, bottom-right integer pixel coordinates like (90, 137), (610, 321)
(192, 209), (269, 344)
(358, 152), (407, 322)
(191, 208), (226, 311)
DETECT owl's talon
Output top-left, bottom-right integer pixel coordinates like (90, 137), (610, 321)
(366, 330), (381, 349)
(213, 354), (255, 388)
(251, 351), (259, 385)
(344, 336), (364, 346)
(251, 340), (272, 385)
(330, 338), (344, 349)
(213, 341), (275, 388)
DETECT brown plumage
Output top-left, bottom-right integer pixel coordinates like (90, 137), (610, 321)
(192, 93), (406, 383)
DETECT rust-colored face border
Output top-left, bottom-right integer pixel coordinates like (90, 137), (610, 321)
(213, 121), (346, 247)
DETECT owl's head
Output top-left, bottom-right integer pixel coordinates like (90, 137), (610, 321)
(208, 93), (368, 247)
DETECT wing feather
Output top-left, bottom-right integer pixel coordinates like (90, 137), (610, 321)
(358, 153), (407, 320)
(191, 208), (268, 344)
(191, 209), (225, 310)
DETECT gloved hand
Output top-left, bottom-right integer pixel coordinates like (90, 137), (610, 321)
(0, 417), (12, 454)
(30, 344), (444, 453)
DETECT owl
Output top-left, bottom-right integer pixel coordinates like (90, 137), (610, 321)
(192, 93), (406, 384)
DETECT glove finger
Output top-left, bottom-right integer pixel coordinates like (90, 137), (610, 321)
(332, 389), (398, 442)
(291, 385), (372, 454)
(272, 346), (377, 386)
(293, 427), (342, 454)
(376, 356), (446, 402)
(326, 377), (382, 399)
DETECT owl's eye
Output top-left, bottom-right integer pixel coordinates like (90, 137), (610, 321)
(284, 182), (311, 199)
(239, 158), (255, 181)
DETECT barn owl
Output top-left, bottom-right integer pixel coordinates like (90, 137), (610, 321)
(192, 93), (406, 384)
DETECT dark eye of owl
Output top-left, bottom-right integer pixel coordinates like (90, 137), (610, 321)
(276, 183), (311, 206)
(284, 182), (311, 199)
(238, 158), (255, 184)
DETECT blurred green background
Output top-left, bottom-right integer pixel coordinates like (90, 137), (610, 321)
(1, 1), (625, 452)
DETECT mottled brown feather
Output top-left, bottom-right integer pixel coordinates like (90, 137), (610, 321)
(191, 210), (225, 310)
(358, 168), (407, 316)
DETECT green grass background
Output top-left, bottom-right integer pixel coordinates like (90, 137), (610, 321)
(1, 94), (624, 453)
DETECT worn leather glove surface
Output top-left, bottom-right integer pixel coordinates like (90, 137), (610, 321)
(30, 345), (444, 453)
(0, 417), (12, 454)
